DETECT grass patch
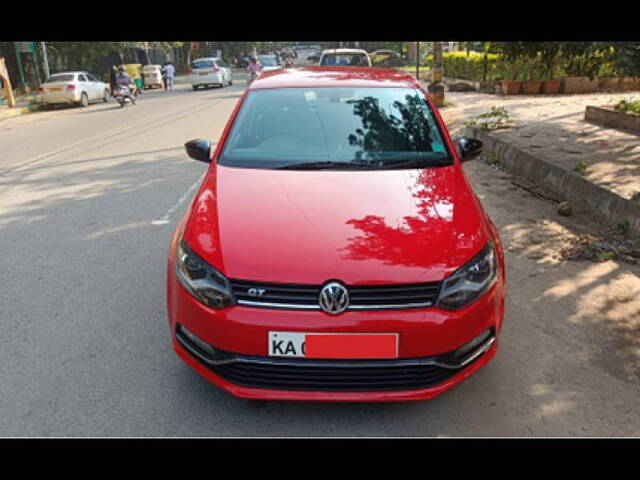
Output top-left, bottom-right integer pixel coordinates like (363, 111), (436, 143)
(574, 160), (588, 175)
(464, 106), (513, 131)
(598, 251), (616, 261)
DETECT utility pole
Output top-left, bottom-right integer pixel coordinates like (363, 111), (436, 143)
(13, 42), (27, 91)
(428, 41), (445, 107)
(41, 42), (50, 79)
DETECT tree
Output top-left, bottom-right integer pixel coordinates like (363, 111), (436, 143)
(610, 42), (640, 77)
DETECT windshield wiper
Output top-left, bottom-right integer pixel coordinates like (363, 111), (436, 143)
(381, 157), (453, 169)
(275, 161), (377, 170)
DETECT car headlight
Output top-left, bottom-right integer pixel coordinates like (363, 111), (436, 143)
(175, 239), (235, 309)
(436, 241), (497, 310)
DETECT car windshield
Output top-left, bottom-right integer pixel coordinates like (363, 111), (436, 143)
(219, 87), (453, 170)
(321, 54), (368, 66)
(192, 60), (214, 69)
(47, 74), (75, 83)
(259, 56), (278, 67)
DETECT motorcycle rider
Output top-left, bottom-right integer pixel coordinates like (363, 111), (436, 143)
(246, 56), (262, 85)
(115, 66), (136, 104)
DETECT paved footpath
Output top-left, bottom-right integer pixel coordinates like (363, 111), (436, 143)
(441, 90), (640, 201)
(0, 73), (639, 436)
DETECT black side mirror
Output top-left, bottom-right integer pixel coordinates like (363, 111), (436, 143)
(458, 137), (483, 162)
(184, 138), (211, 163)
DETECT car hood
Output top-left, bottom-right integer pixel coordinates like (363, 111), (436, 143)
(184, 164), (489, 285)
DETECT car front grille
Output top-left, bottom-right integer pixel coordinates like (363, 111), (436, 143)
(209, 358), (460, 391)
(229, 279), (441, 311)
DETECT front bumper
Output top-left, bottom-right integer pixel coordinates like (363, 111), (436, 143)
(167, 263), (505, 401)
(173, 330), (498, 402)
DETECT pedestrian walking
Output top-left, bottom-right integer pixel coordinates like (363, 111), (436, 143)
(161, 62), (168, 90)
(109, 65), (118, 96)
(165, 62), (176, 91)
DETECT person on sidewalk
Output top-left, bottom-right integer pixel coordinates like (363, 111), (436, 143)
(165, 62), (176, 91)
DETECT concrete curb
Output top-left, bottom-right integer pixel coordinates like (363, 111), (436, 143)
(0, 103), (44, 120)
(585, 105), (640, 133)
(464, 126), (640, 238)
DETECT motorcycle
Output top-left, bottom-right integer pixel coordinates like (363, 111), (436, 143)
(113, 84), (137, 107)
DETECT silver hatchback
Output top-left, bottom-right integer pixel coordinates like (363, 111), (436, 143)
(189, 57), (233, 90)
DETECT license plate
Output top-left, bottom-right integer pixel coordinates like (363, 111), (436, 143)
(199, 72), (209, 76)
(268, 332), (398, 359)
(49, 87), (62, 92)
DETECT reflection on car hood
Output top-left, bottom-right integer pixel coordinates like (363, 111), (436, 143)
(184, 164), (489, 285)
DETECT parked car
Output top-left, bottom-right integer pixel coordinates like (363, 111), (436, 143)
(319, 49), (372, 67)
(189, 57), (233, 90)
(369, 49), (400, 64)
(257, 54), (281, 72)
(167, 67), (505, 402)
(38, 71), (110, 107)
(142, 65), (163, 89)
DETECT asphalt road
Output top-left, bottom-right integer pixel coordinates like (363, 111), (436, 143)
(1, 70), (639, 437)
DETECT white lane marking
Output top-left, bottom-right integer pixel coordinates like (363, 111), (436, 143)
(151, 172), (205, 226)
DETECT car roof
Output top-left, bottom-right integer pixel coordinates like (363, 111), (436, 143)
(321, 49), (369, 55)
(50, 71), (85, 76)
(248, 66), (419, 90)
(193, 57), (220, 61)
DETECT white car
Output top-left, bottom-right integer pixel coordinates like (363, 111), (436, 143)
(257, 54), (282, 72)
(38, 71), (110, 107)
(319, 49), (372, 67)
(142, 65), (163, 89)
(190, 57), (233, 90)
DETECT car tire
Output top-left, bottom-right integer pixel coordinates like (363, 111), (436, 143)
(192, 85), (199, 91)
(103, 89), (109, 103)
(79, 92), (89, 108)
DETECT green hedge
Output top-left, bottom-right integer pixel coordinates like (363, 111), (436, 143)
(440, 52), (501, 81)
(399, 50), (623, 82)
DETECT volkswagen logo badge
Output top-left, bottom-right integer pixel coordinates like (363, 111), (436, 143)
(319, 282), (349, 315)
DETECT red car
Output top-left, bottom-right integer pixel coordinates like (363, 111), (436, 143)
(167, 67), (506, 402)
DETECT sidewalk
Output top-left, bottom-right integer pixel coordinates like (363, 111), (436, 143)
(0, 93), (43, 120)
(438, 89), (640, 238)
(440, 90), (640, 201)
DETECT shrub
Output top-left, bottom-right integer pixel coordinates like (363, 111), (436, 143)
(615, 99), (640, 115)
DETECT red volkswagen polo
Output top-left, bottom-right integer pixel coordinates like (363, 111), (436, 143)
(167, 67), (505, 402)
